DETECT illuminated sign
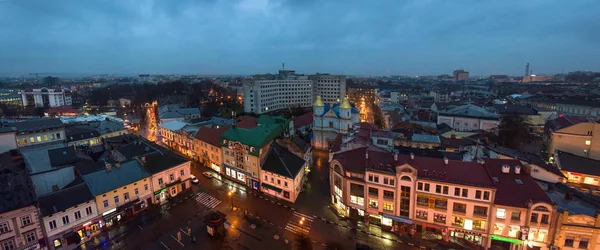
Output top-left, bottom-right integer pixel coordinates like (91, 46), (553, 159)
(491, 235), (522, 244)
(102, 208), (117, 216)
(154, 187), (167, 195)
(463, 219), (473, 230)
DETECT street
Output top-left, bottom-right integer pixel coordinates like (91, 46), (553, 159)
(88, 150), (443, 250)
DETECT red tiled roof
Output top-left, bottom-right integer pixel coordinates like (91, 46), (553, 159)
(332, 147), (495, 188)
(235, 116), (257, 129)
(483, 159), (552, 208)
(292, 112), (313, 128)
(194, 126), (231, 146)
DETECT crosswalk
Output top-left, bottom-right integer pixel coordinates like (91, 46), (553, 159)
(194, 192), (221, 209)
(285, 211), (314, 235)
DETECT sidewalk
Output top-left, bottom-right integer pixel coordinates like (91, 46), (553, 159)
(76, 188), (196, 250)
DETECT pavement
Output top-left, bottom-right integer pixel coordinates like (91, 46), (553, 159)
(77, 150), (463, 250)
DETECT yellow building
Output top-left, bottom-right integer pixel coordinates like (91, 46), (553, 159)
(194, 126), (230, 174)
(549, 122), (600, 161)
(554, 211), (600, 250)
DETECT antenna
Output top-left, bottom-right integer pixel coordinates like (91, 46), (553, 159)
(525, 63), (530, 76)
(282, 62), (285, 71)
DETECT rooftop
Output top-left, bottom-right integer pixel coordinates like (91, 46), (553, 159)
(82, 160), (150, 196)
(21, 141), (68, 174)
(439, 104), (499, 120)
(48, 146), (78, 167)
(291, 112), (313, 128)
(221, 124), (282, 149)
(65, 126), (100, 143)
(0, 150), (37, 213)
(545, 115), (589, 133)
(37, 182), (94, 217)
(195, 126), (231, 146)
(139, 151), (188, 175)
(114, 139), (163, 159)
(484, 159), (552, 208)
(493, 104), (539, 116)
(160, 120), (189, 131)
(411, 134), (441, 144)
(8, 118), (64, 133)
(235, 116), (258, 129)
(261, 143), (305, 179)
(556, 150), (600, 176)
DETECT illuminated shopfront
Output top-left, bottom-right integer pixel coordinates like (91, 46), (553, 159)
(210, 163), (220, 173)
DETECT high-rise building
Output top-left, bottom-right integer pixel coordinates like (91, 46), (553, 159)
(311, 74), (346, 104)
(453, 70), (470, 81)
(19, 88), (70, 108)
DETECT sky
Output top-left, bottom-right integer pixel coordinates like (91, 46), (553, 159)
(1, 0), (599, 76)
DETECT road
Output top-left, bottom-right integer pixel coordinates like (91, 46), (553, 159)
(92, 150), (448, 250)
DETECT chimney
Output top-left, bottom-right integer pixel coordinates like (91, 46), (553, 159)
(410, 152), (414, 160)
(393, 149), (399, 161)
(365, 151), (369, 159)
(105, 163), (112, 171)
(515, 165), (521, 174)
(443, 157), (449, 165)
(501, 164), (510, 173)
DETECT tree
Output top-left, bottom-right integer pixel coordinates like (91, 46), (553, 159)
(498, 115), (532, 151)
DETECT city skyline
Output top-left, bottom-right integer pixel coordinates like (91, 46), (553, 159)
(1, 0), (599, 76)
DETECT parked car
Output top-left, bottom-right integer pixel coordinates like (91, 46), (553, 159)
(203, 172), (213, 178)
(190, 175), (199, 184)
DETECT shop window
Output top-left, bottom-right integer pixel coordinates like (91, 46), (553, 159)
(417, 196), (428, 207)
(434, 213), (446, 223)
(453, 203), (466, 213)
(473, 220), (486, 231)
(369, 199), (378, 208)
(451, 216), (465, 227)
(416, 210), (428, 220)
(434, 199), (447, 210)
(350, 195), (364, 206)
(53, 238), (61, 248)
(383, 202), (393, 212)
(493, 223), (504, 235)
(382, 217), (392, 226)
(564, 237), (574, 247)
(508, 225), (519, 237)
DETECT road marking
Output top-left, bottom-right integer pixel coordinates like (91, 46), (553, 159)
(285, 211), (314, 235)
(194, 192), (221, 208)
(160, 241), (171, 250)
(179, 228), (190, 236)
(171, 235), (185, 247)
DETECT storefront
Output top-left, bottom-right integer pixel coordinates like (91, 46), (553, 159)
(224, 165), (248, 185)
(450, 228), (486, 247)
(331, 194), (346, 217)
(491, 235), (522, 250)
(210, 163), (221, 174)
(417, 222), (446, 240)
(154, 187), (169, 204)
(382, 213), (413, 235)
(74, 218), (102, 240)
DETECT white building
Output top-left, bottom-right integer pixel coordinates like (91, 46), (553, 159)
(138, 152), (191, 205)
(243, 70), (313, 114)
(8, 118), (66, 148)
(312, 74), (346, 104)
(437, 104), (500, 132)
(38, 183), (100, 250)
(311, 95), (360, 150)
(20, 88), (70, 107)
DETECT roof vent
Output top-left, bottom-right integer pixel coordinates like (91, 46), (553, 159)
(515, 166), (521, 174)
(105, 163), (112, 171)
(443, 157), (449, 165)
(410, 153), (414, 160)
(393, 149), (399, 161)
(501, 164), (510, 173)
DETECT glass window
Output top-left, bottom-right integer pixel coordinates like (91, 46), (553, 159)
(530, 213), (538, 223)
(180, 170), (185, 177)
(369, 199), (378, 208)
(86, 206), (93, 215)
(383, 203), (393, 211)
(443, 186), (449, 194)
(74, 211), (81, 220)
(417, 182), (423, 191)
(434, 213), (446, 223)
(496, 208), (506, 219)
(451, 216), (465, 227)
(416, 210), (428, 220)
(424, 183), (430, 191)
(454, 187), (460, 196)
(144, 184), (149, 190)
(511, 211), (521, 221)
(170, 174), (175, 181)
(134, 188), (139, 195)
(462, 189), (468, 197)
(124, 192), (130, 201)
(0, 222), (10, 233)
(474, 206), (488, 216)
(21, 216), (32, 226)
(564, 237), (574, 247)
(103, 200), (109, 208)
(2, 239), (15, 250)
(368, 187), (378, 196)
(62, 215), (70, 225)
(434, 199), (447, 209)
(48, 220), (57, 230)
(435, 185), (441, 193)
(578, 238), (588, 249)
(483, 191), (490, 200)
(453, 202), (466, 213)
(114, 196), (120, 204)
(475, 190), (482, 199)
(383, 190), (394, 199)
(417, 196), (428, 207)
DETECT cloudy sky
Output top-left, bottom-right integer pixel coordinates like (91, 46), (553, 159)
(1, 0), (599, 76)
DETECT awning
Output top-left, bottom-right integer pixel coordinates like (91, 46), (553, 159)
(382, 213), (413, 224)
(261, 183), (282, 193)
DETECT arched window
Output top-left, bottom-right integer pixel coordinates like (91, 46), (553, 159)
(533, 206), (549, 212)
(400, 176), (412, 182)
(334, 164), (342, 174)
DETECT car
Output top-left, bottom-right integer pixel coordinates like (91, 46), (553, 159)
(190, 175), (199, 184)
(203, 172), (213, 178)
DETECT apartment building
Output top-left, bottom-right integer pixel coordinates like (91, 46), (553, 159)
(548, 122), (600, 161)
(554, 211), (600, 250)
(194, 126), (230, 173)
(484, 159), (555, 250)
(159, 120), (198, 159)
(260, 143), (307, 203)
(138, 152), (191, 205)
(20, 88), (69, 108)
(243, 70), (314, 114)
(220, 124), (282, 190)
(312, 74), (346, 104)
(8, 118), (66, 148)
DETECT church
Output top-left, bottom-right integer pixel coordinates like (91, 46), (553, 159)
(311, 95), (360, 150)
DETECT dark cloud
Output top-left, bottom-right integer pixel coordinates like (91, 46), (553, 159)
(0, 0), (599, 76)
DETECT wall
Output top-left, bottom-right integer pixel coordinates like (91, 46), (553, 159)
(15, 128), (66, 148)
(42, 200), (99, 245)
(554, 212), (600, 250)
(149, 161), (191, 204)
(94, 177), (152, 215)
(0, 205), (44, 250)
(0, 132), (17, 154)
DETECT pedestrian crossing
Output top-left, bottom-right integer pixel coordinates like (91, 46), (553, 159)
(285, 211), (314, 235)
(194, 192), (221, 209)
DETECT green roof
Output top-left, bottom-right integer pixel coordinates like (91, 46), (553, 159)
(257, 115), (291, 128)
(220, 124), (282, 151)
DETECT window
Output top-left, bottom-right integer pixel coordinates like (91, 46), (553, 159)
(36, 136), (41, 142)
(144, 184), (149, 191)
(443, 186), (449, 195)
(383, 190), (394, 199)
(180, 170), (185, 177)
(564, 237), (574, 247)
(530, 213), (538, 223)
(134, 188), (139, 195)
(328, 122), (334, 128)
(264, 175), (268, 181)
(56, 133), (61, 139)
(390, 179), (395, 186)
(578, 238), (589, 249)
(434, 213), (446, 223)
(417, 196), (428, 207)
(43, 135), (48, 141)
(86, 206), (93, 215)
(170, 174), (175, 181)
(158, 178), (164, 185)
(369, 199), (378, 208)
(74, 211), (81, 220)
(0, 222), (9, 233)
(434, 199), (447, 209)
(284, 182), (288, 187)
(277, 179), (281, 185)
(400, 186), (411, 217)
(283, 191), (290, 199)
(350, 195), (364, 205)
(453, 202), (466, 213)
(496, 208), (506, 219)
(462, 188), (468, 198)
(424, 183), (430, 191)
(2, 240), (14, 250)
(374, 175), (379, 182)
(416, 210), (428, 220)
(25, 231), (36, 243)
(452, 216), (465, 227)
(383, 203), (393, 212)
(541, 214), (549, 224)
(383, 177), (389, 185)
(103, 200), (109, 208)
(62, 215), (70, 225)
(511, 211), (521, 221)
(417, 182), (423, 191)
(483, 191), (490, 200)
(454, 188), (460, 196)
(435, 185), (441, 194)
(475, 190), (482, 199)
(21, 216), (32, 226)
(29, 137), (34, 143)
(586, 140), (591, 145)
(474, 206), (488, 216)
(48, 220), (57, 230)
(171, 187), (176, 195)
(114, 196), (120, 204)
(124, 192), (130, 201)
(473, 220), (486, 231)
(368, 187), (378, 197)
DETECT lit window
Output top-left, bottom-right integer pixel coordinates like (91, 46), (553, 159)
(496, 208), (506, 219)
(586, 140), (591, 145)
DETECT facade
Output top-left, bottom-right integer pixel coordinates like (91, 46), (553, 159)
(243, 70), (314, 114)
(555, 150), (600, 188)
(330, 146), (499, 249)
(312, 96), (360, 150)
(38, 183), (100, 250)
(0, 150), (44, 250)
(139, 152), (191, 205)
(556, 101), (600, 118)
(159, 120), (198, 159)
(220, 124), (282, 190)
(453, 70), (470, 81)
(0, 128), (17, 154)
(548, 122), (600, 161)
(260, 143), (307, 203)
(0, 90), (22, 106)
(554, 211), (600, 250)
(8, 118), (66, 148)
(437, 104), (500, 132)
(65, 126), (101, 147)
(20, 88), (69, 107)
(312, 74), (346, 104)
(194, 126), (230, 173)
(430, 91), (452, 103)
(82, 161), (152, 230)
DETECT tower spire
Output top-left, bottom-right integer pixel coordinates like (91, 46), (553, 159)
(282, 62), (285, 71)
